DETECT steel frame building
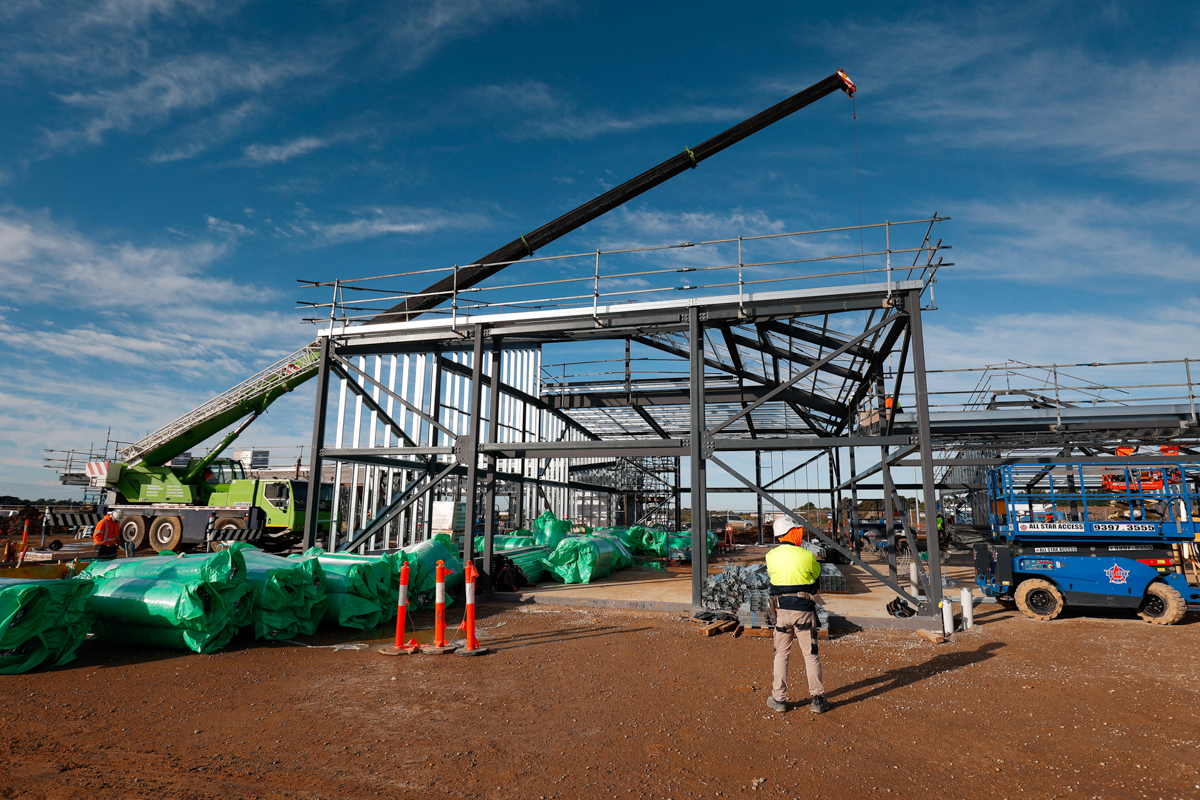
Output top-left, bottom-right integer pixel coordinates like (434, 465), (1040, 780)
(298, 214), (954, 613)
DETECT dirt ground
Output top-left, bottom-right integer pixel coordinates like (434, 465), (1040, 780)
(1, 601), (1198, 800)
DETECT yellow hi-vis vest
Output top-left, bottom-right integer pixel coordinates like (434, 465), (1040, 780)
(765, 543), (821, 588)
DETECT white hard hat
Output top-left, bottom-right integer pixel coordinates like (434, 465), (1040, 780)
(773, 515), (798, 538)
(109, 509), (123, 520)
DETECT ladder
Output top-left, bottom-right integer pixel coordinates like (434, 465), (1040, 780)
(119, 343), (322, 466)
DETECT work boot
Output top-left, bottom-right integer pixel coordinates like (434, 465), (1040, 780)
(809, 695), (830, 714)
(765, 697), (787, 713)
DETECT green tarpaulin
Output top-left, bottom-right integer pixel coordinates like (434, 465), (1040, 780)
(541, 537), (616, 584)
(0, 578), (94, 673)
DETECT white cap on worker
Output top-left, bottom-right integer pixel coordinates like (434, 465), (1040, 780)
(773, 515), (798, 538)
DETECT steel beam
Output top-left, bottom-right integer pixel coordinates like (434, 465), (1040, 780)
(708, 312), (901, 437)
(330, 351), (456, 440)
(482, 341), (502, 578)
(907, 289), (943, 606)
(689, 307), (708, 608)
(439, 355), (599, 441)
(302, 337), (332, 549)
(461, 326), (486, 569)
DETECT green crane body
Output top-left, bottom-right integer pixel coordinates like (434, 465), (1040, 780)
(107, 346), (327, 546)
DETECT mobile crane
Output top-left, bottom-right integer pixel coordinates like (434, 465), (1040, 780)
(83, 345), (332, 552)
(974, 458), (1200, 624)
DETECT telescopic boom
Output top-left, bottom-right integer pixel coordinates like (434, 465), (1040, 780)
(369, 69), (856, 325)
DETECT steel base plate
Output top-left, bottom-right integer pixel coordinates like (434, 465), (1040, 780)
(378, 646), (419, 656)
(421, 644), (458, 655)
(456, 646), (490, 657)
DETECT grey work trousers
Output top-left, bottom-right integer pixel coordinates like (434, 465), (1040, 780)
(771, 605), (824, 701)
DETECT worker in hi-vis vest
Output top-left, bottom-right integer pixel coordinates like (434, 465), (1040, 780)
(764, 515), (828, 714)
(92, 510), (122, 561)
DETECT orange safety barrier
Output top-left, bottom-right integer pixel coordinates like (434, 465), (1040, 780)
(423, 559), (457, 655)
(379, 561), (420, 656)
(456, 562), (489, 657)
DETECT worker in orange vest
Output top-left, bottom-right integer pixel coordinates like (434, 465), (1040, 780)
(93, 510), (122, 560)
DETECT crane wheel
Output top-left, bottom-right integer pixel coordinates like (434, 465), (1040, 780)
(1015, 579), (1064, 621)
(148, 516), (183, 553)
(1137, 581), (1186, 625)
(119, 516), (147, 550)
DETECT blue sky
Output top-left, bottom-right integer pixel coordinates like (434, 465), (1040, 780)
(2, 0), (1199, 502)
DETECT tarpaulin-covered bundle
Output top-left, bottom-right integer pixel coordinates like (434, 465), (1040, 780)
(640, 529), (717, 557)
(0, 578), (94, 674)
(584, 531), (634, 570)
(531, 511), (573, 551)
(402, 539), (463, 609)
(500, 545), (551, 585)
(304, 548), (413, 606)
(227, 543), (328, 639)
(87, 576), (240, 654)
(82, 550), (256, 629)
(541, 537), (616, 584)
(590, 526), (643, 553)
(473, 535), (536, 553)
(289, 550), (393, 630)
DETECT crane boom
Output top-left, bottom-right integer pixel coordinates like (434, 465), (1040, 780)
(369, 69), (856, 325)
(119, 345), (321, 467)
(114, 70), (855, 468)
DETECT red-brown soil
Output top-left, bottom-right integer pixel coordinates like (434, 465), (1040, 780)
(1, 602), (1197, 799)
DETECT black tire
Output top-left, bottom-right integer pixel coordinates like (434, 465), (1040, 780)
(1015, 578), (1064, 621)
(119, 516), (147, 549)
(148, 516), (183, 553)
(1137, 581), (1187, 625)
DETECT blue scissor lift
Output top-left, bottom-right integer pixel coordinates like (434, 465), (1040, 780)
(975, 461), (1200, 624)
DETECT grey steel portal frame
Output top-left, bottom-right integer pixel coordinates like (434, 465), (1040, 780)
(303, 275), (944, 612)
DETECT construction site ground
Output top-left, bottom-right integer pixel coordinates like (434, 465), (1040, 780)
(504, 543), (979, 629)
(2, 598), (1198, 800)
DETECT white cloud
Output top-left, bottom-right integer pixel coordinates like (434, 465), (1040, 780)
(924, 302), (1200, 387)
(298, 206), (494, 245)
(49, 51), (323, 149)
(205, 214), (252, 237)
(0, 205), (317, 490)
(467, 79), (747, 141)
(384, 0), (564, 73)
(956, 197), (1200, 283)
(243, 135), (332, 164)
(809, 15), (1200, 184)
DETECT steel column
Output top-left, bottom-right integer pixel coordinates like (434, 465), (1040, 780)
(849, 443), (861, 558)
(482, 340), (502, 579)
(302, 337), (332, 549)
(462, 327), (486, 568)
(907, 288), (943, 606)
(755, 450), (764, 545)
(878, 376), (898, 584)
(689, 307), (708, 608)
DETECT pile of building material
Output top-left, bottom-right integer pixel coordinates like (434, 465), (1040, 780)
(531, 512), (573, 550)
(818, 563), (848, 593)
(0, 577), (94, 674)
(473, 534), (536, 552)
(541, 537), (617, 584)
(500, 545), (552, 585)
(737, 587), (772, 629)
(584, 531), (634, 569)
(226, 543), (327, 640)
(401, 538), (463, 608)
(289, 551), (393, 630)
(701, 564), (769, 611)
(81, 550), (255, 653)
